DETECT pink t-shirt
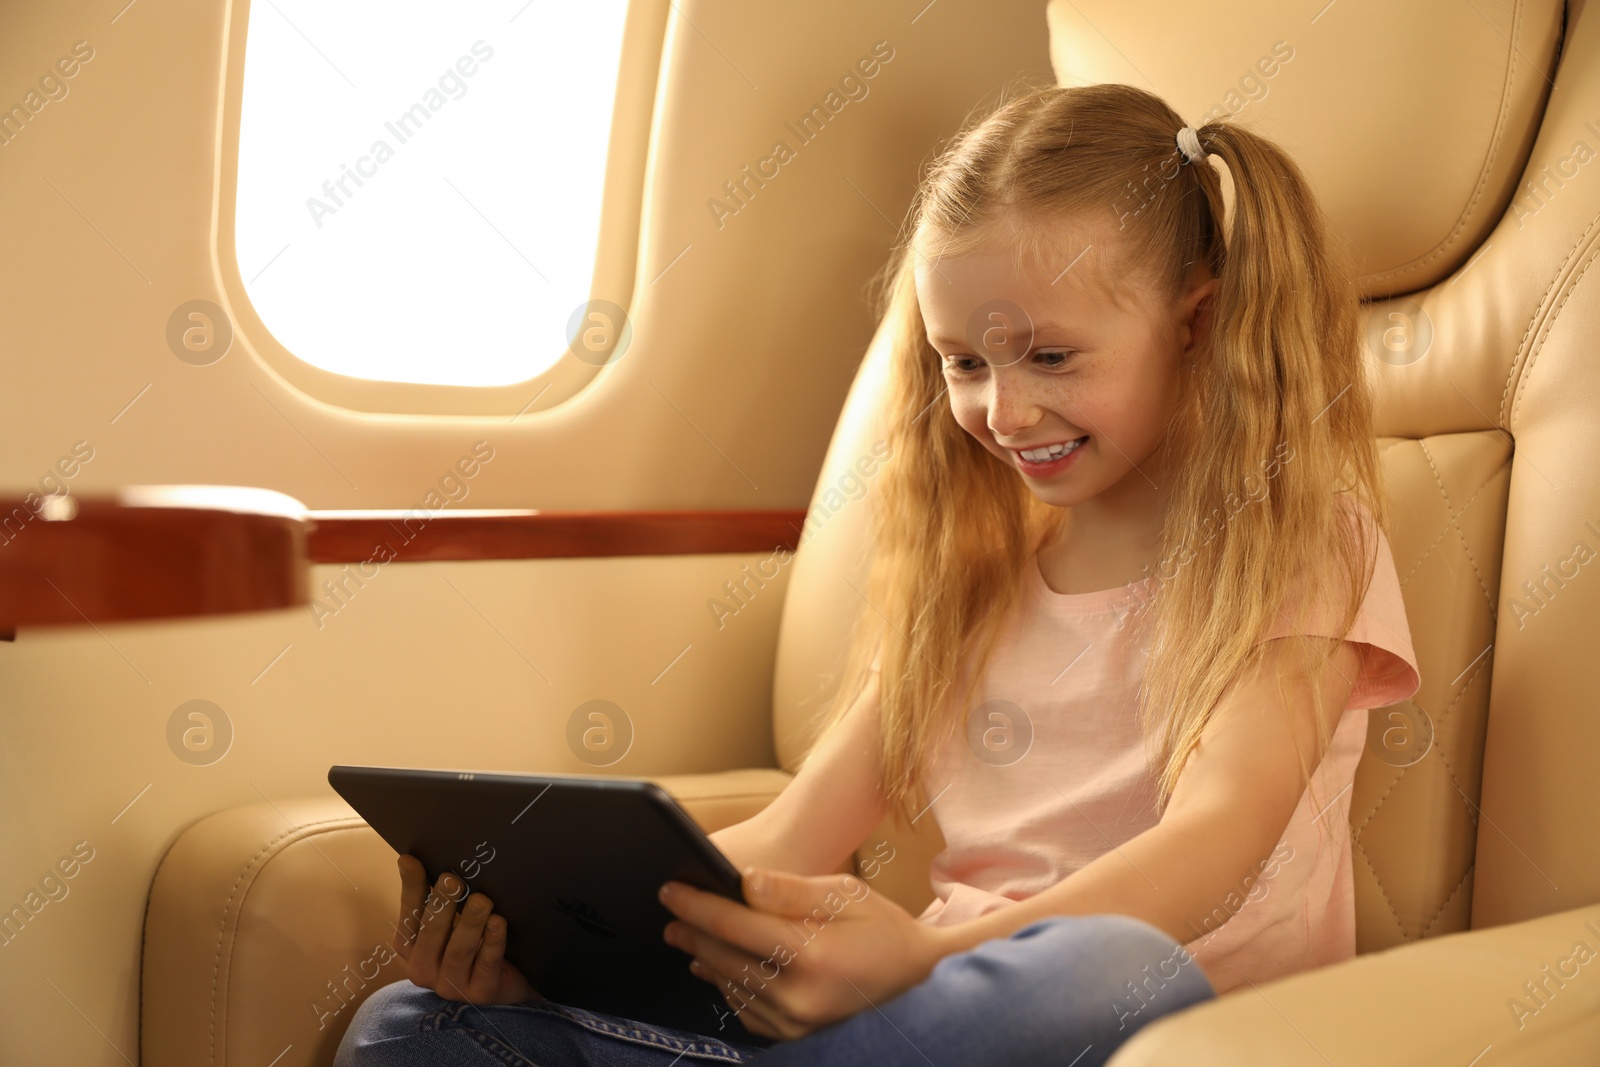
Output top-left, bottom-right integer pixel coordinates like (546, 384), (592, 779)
(872, 497), (1420, 995)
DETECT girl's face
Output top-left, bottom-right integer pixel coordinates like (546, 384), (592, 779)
(914, 213), (1215, 512)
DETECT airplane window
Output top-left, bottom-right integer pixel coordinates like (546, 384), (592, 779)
(234, 2), (629, 387)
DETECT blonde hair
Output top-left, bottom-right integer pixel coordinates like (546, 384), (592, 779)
(804, 82), (1386, 831)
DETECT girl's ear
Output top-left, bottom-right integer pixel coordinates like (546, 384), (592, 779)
(1180, 276), (1220, 356)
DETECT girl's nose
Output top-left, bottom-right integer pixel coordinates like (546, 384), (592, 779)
(985, 368), (1043, 438)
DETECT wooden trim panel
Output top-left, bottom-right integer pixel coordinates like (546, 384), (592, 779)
(306, 509), (808, 563)
(0, 499), (808, 634)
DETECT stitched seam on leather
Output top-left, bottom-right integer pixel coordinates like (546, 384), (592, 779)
(1511, 228), (1600, 427)
(1395, 448), (1505, 587)
(1354, 647), (1481, 837)
(206, 816), (367, 1065)
(1357, 474), (1497, 834)
(1394, 477), (1487, 587)
(1354, 653), (1489, 945)
(1421, 862), (1476, 938)
(1353, 837), (1410, 941)
(1353, 751), (1406, 838)
(1353, 431), (1509, 952)
(1365, 0), (1522, 288)
(1416, 439), (1497, 613)
(1499, 209), (1600, 424)
(1425, 654), (1493, 802)
(1356, 729), (1408, 838)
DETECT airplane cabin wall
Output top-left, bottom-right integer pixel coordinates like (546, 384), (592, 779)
(0, 1), (1054, 1063)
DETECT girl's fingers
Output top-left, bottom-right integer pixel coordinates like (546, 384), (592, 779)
(695, 958), (787, 1041)
(679, 924), (821, 1041)
(393, 855), (427, 959)
(410, 871), (465, 986)
(438, 891), (494, 999)
(471, 914), (511, 1001)
(676, 924), (772, 998)
(746, 869), (861, 922)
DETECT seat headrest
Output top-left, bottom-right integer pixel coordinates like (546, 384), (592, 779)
(1046, 0), (1566, 297)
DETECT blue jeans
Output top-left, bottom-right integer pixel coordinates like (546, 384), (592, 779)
(333, 913), (1215, 1067)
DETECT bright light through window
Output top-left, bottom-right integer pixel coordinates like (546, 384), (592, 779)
(235, 2), (629, 387)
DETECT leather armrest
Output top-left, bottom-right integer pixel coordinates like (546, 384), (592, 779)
(1108, 902), (1600, 1066)
(140, 768), (793, 1067)
(643, 768), (795, 832)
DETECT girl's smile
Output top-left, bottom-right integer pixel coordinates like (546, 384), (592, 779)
(1010, 434), (1090, 477)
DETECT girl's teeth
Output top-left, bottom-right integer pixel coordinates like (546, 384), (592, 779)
(1021, 437), (1085, 462)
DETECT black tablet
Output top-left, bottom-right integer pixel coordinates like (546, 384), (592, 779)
(328, 764), (775, 1047)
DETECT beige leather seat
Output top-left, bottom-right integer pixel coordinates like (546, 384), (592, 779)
(142, 0), (1600, 1062)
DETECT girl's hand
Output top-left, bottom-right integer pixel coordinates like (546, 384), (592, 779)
(658, 867), (949, 1041)
(393, 854), (539, 1005)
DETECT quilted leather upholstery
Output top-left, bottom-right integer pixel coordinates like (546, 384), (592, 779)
(1355, 432), (1510, 948)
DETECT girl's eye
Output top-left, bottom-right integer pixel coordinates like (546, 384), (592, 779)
(943, 356), (984, 374)
(942, 350), (1076, 375)
(1036, 350), (1073, 368)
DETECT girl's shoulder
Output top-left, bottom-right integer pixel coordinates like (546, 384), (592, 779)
(1274, 490), (1420, 710)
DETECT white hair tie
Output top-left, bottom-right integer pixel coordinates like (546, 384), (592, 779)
(1176, 125), (1207, 165)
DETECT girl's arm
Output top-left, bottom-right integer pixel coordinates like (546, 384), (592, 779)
(932, 637), (1363, 955)
(709, 672), (889, 879)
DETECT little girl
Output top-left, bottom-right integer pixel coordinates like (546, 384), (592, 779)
(336, 81), (1420, 1067)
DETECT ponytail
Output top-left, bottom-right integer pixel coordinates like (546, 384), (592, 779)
(1138, 116), (1385, 808)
